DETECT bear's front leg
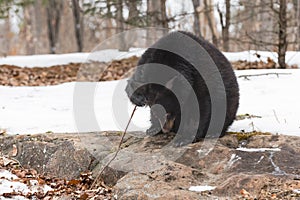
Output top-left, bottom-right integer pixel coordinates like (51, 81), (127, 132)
(146, 107), (162, 136)
(172, 117), (199, 147)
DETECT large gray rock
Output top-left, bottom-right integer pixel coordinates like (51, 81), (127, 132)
(0, 132), (122, 180)
(110, 133), (300, 199)
(1, 132), (300, 199)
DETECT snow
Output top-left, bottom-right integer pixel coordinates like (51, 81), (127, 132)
(0, 169), (18, 180)
(294, 189), (300, 194)
(0, 196), (28, 200)
(189, 185), (216, 192)
(0, 169), (52, 199)
(0, 52), (90, 67)
(0, 179), (30, 195)
(236, 148), (281, 152)
(0, 81), (149, 134)
(227, 154), (241, 168)
(1, 69), (300, 136)
(0, 51), (300, 137)
(1, 50), (299, 68)
(231, 69), (300, 135)
(0, 48), (145, 68)
(223, 50), (300, 66)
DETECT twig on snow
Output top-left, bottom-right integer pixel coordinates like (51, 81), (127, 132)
(238, 72), (292, 80)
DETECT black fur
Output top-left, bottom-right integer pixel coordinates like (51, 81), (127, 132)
(125, 31), (239, 145)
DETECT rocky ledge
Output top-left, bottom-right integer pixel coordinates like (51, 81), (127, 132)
(0, 132), (299, 199)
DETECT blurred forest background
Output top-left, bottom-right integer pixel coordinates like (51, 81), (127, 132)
(0, 0), (299, 68)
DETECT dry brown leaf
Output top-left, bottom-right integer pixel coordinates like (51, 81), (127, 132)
(3, 157), (18, 166)
(13, 169), (26, 178)
(0, 129), (6, 135)
(67, 179), (81, 186)
(240, 188), (251, 197)
(80, 192), (89, 200)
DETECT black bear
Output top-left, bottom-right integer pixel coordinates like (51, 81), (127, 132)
(125, 31), (239, 146)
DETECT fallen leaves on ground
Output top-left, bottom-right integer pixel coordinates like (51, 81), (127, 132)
(231, 57), (297, 70)
(0, 55), (297, 86)
(0, 155), (112, 199)
(0, 56), (139, 86)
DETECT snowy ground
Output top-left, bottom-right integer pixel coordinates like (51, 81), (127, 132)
(1, 50), (300, 67)
(0, 169), (52, 200)
(0, 51), (299, 137)
(0, 49), (145, 67)
(232, 69), (300, 136)
(0, 69), (299, 137)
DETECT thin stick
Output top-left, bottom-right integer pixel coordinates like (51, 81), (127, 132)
(90, 105), (137, 189)
(273, 109), (280, 124)
(238, 72), (292, 79)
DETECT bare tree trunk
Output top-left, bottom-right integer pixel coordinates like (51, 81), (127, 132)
(122, 0), (138, 48)
(278, 0), (287, 68)
(218, 0), (230, 51)
(46, 0), (63, 54)
(146, 0), (167, 46)
(106, 0), (113, 39)
(116, 0), (124, 33)
(127, 0), (139, 26)
(160, 0), (168, 31)
(116, 0), (127, 50)
(147, 0), (156, 27)
(33, 0), (48, 54)
(192, 0), (201, 38)
(147, 0), (159, 46)
(1, 17), (10, 56)
(297, 0), (300, 50)
(147, 0), (166, 27)
(72, 0), (83, 52)
(22, 6), (35, 54)
(203, 0), (218, 46)
(223, 0), (230, 51)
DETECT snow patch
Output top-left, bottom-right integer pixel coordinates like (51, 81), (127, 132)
(0, 48), (145, 68)
(269, 152), (287, 175)
(0, 53), (89, 68)
(0, 169), (18, 180)
(1, 50), (299, 68)
(257, 156), (265, 164)
(236, 148), (281, 152)
(227, 154), (241, 168)
(189, 185), (216, 192)
(224, 50), (300, 67)
(293, 189), (300, 194)
(1, 69), (300, 136)
(0, 179), (30, 195)
(0, 169), (53, 198)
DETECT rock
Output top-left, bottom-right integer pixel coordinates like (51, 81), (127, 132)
(215, 174), (300, 199)
(114, 164), (203, 200)
(111, 133), (300, 199)
(1, 132), (300, 199)
(0, 134), (92, 179)
(0, 132), (120, 180)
